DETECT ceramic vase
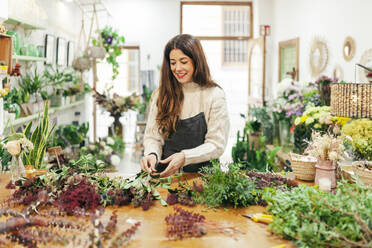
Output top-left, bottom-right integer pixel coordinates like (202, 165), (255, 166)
(315, 159), (336, 189)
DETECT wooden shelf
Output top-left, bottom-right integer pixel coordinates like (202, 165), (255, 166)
(13, 100), (85, 126)
(4, 17), (45, 30)
(0, 35), (12, 74)
(12, 55), (46, 62)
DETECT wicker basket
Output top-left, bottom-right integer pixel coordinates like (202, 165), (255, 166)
(330, 83), (372, 118)
(289, 153), (317, 181)
(352, 161), (372, 185)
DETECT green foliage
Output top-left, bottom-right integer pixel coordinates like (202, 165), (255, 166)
(2, 88), (22, 117)
(68, 154), (105, 174)
(138, 85), (154, 115)
(293, 123), (312, 154)
(93, 26), (125, 80)
(232, 124), (279, 172)
(263, 181), (372, 248)
(48, 123), (89, 148)
(196, 161), (259, 208)
(0, 146), (11, 171)
(22, 102), (55, 169)
(18, 68), (46, 96)
(110, 135), (125, 156)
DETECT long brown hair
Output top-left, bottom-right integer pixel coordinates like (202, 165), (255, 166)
(157, 34), (218, 138)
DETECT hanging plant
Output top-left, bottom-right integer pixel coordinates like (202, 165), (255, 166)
(93, 26), (125, 80)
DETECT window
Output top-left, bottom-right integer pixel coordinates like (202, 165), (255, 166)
(181, 2), (252, 66)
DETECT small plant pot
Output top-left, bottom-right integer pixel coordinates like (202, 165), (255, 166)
(72, 57), (91, 72)
(315, 159), (336, 189)
(50, 94), (62, 107)
(85, 46), (106, 60)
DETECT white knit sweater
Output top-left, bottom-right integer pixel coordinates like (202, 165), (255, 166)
(143, 82), (230, 166)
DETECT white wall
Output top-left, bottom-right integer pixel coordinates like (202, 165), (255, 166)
(105, 0), (180, 86)
(0, 0), (8, 22)
(269, 0), (372, 90)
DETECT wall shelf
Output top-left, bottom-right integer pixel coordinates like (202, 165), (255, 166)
(4, 17), (45, 30)
(12, 55), (46, 62)
(12, 100), (85, 126)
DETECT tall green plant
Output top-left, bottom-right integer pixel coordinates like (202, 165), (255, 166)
(22, 102), (55, 169)
(232, 124), (280, 172)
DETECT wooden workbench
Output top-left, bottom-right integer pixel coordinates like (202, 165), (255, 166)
(0, 173), (294, 248)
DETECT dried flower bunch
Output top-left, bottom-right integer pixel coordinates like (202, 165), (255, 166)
(305, 131), (345, 162)
(165, 206), (244, 241)
(93, 89), (139, 118)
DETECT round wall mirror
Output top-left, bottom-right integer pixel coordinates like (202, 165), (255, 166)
(343, 36), (355, 61)
(309, 38), (328, 77)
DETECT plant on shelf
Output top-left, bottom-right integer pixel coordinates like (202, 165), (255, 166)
(341, 119), (372, 160)
(93, 26), (125, 80)
(248, 106), (274, 144)
(22, 102), (55, 169)
(18, 68), (46, 102)
(48, 122), (89, 149)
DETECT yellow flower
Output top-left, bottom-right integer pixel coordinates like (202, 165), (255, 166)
(314, 124), (321, 129)
(300, 115), (308, 124)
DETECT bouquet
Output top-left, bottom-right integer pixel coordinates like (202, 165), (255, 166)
(341, 119), (372, 160)
(305, 131), (345, 162)
(93, 89), (139, 118)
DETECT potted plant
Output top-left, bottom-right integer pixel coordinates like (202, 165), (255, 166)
(305, 131), (345, 190)
(93, 26), (125, 80)
(22, 102), (55, 169)
(93, 89), (139, 137)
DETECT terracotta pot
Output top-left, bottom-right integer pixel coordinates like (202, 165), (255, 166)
(315, 159), (336, 189)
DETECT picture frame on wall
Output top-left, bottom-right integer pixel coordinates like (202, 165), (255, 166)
(67, 41), (74, 67)
(56, 37), (67, 66)
(44, 34), (55, 65)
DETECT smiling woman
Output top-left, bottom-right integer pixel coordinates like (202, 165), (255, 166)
(140, 34), (230, 177)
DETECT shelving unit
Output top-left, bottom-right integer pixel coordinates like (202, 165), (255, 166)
(0, 34), (12, 74)
(12, 55), (46, 62)
(4, 17), (45, 30)
(13, 100), (85, 126)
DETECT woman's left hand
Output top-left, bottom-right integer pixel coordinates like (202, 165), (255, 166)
(159, 152), (185, 177)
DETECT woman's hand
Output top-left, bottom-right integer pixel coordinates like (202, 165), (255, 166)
(159, 152), (185, 177)
(140, 154), (157, 173)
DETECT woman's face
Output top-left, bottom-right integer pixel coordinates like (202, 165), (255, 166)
(169, 49), (194, 84)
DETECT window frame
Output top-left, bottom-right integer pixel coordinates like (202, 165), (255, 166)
(180, 1), (253, 41)
(278, 37), (299, 82)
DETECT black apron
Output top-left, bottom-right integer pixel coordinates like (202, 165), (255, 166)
(156, 112), (209, 173)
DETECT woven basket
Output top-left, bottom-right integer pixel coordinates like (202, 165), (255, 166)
(289, 153), (317, 181)
(330, 83), (372, 118)
(352, 161), (372, 185)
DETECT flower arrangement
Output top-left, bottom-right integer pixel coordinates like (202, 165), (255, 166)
(314, 75), (338, 106)
(293, 106), (351, 154)
(93, 26), (125, 80)
(0, 87), (9, 98)
(271, 78), (304, 123)
(305, 131), (345, 162)
(341, 119), (372, 160)
(4, 133), (34, 181)
(93, 89), (139, 119)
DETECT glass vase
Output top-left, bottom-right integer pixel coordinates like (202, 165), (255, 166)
(279, 120), (293, 151)
(10, 155), (25, 182)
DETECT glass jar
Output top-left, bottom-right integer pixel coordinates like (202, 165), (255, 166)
(10, 155), (25, 182)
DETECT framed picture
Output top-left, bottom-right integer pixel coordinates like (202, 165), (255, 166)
(67, 41), (74, 67)
(56, 37), (67, 66)
(44, 34), (55, 65)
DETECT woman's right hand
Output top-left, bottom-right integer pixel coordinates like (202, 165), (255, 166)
(140, 154), (157, 173)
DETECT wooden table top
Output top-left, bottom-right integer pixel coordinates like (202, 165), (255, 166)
(0, 173), (295, 248)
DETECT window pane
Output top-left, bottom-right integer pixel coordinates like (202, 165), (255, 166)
(182, 5), (251, 37)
